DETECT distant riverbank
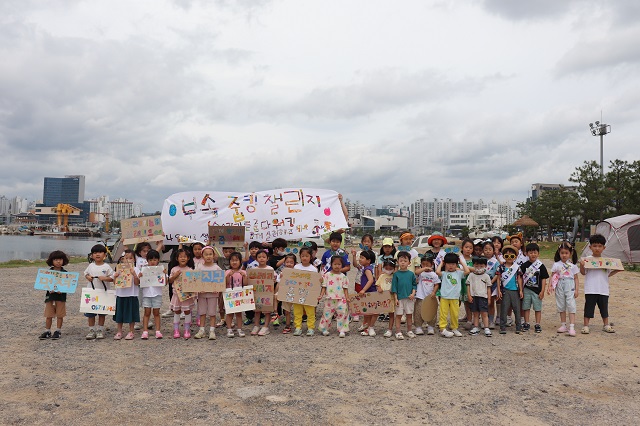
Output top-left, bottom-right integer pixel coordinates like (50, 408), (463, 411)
(0, 234), (99, 263)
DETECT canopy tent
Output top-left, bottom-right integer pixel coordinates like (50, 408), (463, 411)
(581, 214), (640, 263)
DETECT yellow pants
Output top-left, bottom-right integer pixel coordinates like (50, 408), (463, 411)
(439, 298), (460, 330)
(293, 303), (316, 330)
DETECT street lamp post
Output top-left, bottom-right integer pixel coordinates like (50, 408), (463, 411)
(588, 121), (611, 177)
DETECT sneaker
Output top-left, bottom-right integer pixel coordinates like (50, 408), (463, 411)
(180, 313), (185, 319)
(124, 332), (134, 340)
(534, 324), (542, 333)
(209, 330), (216, 340)
(568, 328), (576, 337)
(194, 329), (206, 339)
(557, 325), (568, 333)
(452, 329), (463, 337)
(440, 329), (454, 338)
(282, 326), (292, 334)
(51, 330), (61, 340)
(406, 331), (416, 339)
(499, 328), (507, 335)
(523, 323), (530, 332)
(339, 332), (346, 338)
(401, 315), (406, 324)
(427, 326), (435, 335)
(489, 321), (495, 329)
(155, 331), (163, 339)
(506, 317), (513, 327)
(603, 325), (615, 333)
(260, 317), (265, 326)
(243, 318), (253, 326)
(469, 327), (480, 336)
(384, 314), (390, 322)
(395, 332), (405, 340)
(217, 319), (227, 328)
(258, 326), (270, 336)
(183, 329), (191, 339)
(272, 318), (280, 327)
(368, 328), (376, 337)
(484, 328), (492, 337)
(357, 324), (368, 332)
(306, 329), (315, 337)
(134, 323), (141, 330)
(161, 310), (173, 318)
(302, 315), (307, 323)
(581, 326), (590, 334)
(322, 330), (330, 336)
(226, 329), (234, 338)
(293, 328), (303, 336)
(95, 330), (104, 339)
(39, 331), (51, 340)
(173, 330), (181, 339)
(415, 327), (424, 335)
(464, 321), (473, 330)
(515, 328), (521, 335)
(141, 331), (149, 340)
(383, 330), (393, 338)
(236, 329), (245, 337)
(113, 332), (123, 340)
(251, 326), (260, 336)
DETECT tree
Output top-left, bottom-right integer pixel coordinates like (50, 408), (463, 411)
(531, 187), (580, 241)
(461, 226), (470, 238)
(569, 161), (608, 233)
(605, 159), (640, 215)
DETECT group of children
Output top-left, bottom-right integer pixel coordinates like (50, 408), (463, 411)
(38, 231), (621, 341)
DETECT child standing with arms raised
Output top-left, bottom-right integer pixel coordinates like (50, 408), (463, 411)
(435, 252), (470, 338)
(550, 242), (580, 336)
(39, 250), (70, 340)
(83, 244), (114, 340)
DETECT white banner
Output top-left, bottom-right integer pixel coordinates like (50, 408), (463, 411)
(161, 188), (348, 244)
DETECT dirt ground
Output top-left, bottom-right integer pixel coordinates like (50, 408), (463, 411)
(1, 261), (639, 425)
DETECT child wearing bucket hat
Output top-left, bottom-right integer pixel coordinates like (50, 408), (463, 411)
(395, 232), (420, 273)
(427, 232), (448, 269)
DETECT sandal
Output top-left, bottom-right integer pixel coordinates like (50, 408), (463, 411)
(581, 326), (590, 334)
(113, 332), (123, 340)
(603, 325), (615, 333)
(124, 332), (134, 340)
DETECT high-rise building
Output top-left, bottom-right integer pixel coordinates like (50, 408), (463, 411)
(43, 175), (85, 205)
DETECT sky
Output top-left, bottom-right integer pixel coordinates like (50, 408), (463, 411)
(1, 0), (639, 212)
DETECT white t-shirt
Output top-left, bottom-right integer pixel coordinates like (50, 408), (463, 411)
(141, 265), (165, 298)
(294, 264), (318, 273)
(551, 261), (579, 279)
(416, 271), (440, 300)
(115, 266), (140, 297)
(466, 272), (492, 298)
(582, 257), (611, 295)
(83, 262), (114, 291)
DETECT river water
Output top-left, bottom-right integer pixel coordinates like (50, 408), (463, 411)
(0, 235), (102, 262)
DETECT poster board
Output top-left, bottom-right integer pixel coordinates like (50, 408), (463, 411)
(161, 188), (349, 244)
(34, 269), (79, 293)
(113, 263), (134, 289)
(348, 291), (395, 315)
(79, 288), (116, 315)
(277, 268), (322, 307)
(181, 270), (226, 293)
(208, 226), (245, 249)
(140, 265), (167, 288)
(248, 269), (275, 312)
(375, 274), (393, 292)
(582, 257), (624, 271)
(173, 274), (195, 302)
(223, 285), (255, 313)
(121, 215), (164, 245)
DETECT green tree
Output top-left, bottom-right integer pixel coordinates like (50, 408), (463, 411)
(569, 161), (608, 233)
(605, 159), (640, 214)
(531, 187), (580, 241)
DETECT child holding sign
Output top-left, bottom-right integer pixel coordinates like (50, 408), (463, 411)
(83, 244), (114, 340)
(292, 247), (319, 336)
(168, 248), (196, 339)
(139, 249), (165, 339)
(225, 252), (247, 338)
(251, 250), (276, 336)
(318, 256), (351, 338)
(113, 250), (141, 340)
(39, 250), (70, 340)
(195, 246), (223, 340)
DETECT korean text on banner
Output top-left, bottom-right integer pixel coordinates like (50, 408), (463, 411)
(161, 188), (348, 244)
(34, 269), (79, 293)
(79, 288), (116, 315)
(247, 269), (275, 312)
(181, 270), (226, 293)
(140, 265), (166, 288)
(277, 268), (322, 307)
(348, 291), (395, 315)
(223, 285), (255, 314)
(121, 215), (164, 245)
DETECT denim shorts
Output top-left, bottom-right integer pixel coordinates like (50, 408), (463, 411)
(522, 287), (542, 311)
(142, 295), (163, 309)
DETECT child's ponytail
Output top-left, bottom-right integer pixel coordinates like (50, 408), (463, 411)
(554, 241), (578, 264)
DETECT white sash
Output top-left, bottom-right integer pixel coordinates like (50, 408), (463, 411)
(515, 251), (528, 266)
(487, 256), (498, 271)
(434, 250), (445, 268)
(522, 259), (543, 285)
(500, 265), (518, 286)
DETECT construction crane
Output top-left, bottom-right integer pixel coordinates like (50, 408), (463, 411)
(56, 204), (81, 232)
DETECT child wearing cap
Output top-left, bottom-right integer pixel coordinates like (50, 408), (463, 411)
(376, 237), (397, 279)
(396, 232), (420, 272)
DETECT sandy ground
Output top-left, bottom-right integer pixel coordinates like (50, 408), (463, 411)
(1, 260), (639, 425)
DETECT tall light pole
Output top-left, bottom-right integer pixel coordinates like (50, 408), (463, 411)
(588, 121), (611, 177)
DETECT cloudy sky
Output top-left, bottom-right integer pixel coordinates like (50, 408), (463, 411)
(1, 0), (639, 212)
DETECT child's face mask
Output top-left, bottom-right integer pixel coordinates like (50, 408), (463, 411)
(474, 267), (486, 275)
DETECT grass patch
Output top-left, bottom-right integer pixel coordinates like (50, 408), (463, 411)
(0, 256), (87, 269)
(529, 241), (587, 260)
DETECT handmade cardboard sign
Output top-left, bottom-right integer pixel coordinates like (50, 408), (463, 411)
(34, 269), (79, 293)
(248, 269), (275, 312)
(173, 274), (195, 302)
(161, 188), (349, 244)
(582, 257), (624, 271)
(113, 262), (134, 289)
(277, 268), (322, 306)
(181, 270), (226, 293)
(223, 285), (255, 313)
(140, 265), (166, 288)
(121, 215), (164, 245)
(420, 296), (439, 324)
(348, 291), (395, 315)
(208, 226), (245, 249)
(79, 288), (116, 315)
(375, 274), (393, 292)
